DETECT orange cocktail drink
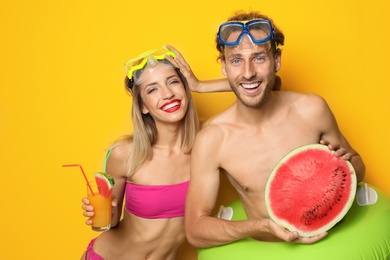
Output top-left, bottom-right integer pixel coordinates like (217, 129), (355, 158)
(62, 165), (114, 232)
(88, 182), (112, 232)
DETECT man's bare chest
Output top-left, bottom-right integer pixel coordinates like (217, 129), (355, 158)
(219, 130), (320, 191)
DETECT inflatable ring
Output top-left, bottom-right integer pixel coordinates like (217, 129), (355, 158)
(198, 183), (390, 260)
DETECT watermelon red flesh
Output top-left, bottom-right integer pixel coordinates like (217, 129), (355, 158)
(265, 144), (357, 237)
(95, 172), (114, 198)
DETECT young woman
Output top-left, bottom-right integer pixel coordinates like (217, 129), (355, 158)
(80, 45), (231, 260)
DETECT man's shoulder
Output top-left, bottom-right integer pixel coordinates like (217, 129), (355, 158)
(202, 105), (237, 129)
(292, 91), (327, 110)
(198, 118), (226, 139)
(277, 90), (321, 98)
(277, 91), (329, 121)
(277, 91), (326, 107)
(197, 109), (236, 142)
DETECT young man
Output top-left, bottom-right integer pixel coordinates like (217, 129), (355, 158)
(185, 11), (365, 248)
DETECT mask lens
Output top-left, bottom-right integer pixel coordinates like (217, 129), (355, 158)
(247, 21), (271, 42)
(219, 23), (244, 44)
(125, 58), (145, 73)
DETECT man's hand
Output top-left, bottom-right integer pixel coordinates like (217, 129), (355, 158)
(320, 139), (355, 161)
(267, 218), (327, 244)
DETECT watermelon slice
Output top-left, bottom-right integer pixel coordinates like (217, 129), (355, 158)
(94, 172), (115, 197)
(265, 144), (357, 237)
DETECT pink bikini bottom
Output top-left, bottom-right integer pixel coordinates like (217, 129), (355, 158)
(85, 238), (104, 260)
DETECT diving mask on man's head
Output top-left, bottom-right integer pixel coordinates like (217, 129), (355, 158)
(124, 46), (176, 93)
(217, 19), (274, 46)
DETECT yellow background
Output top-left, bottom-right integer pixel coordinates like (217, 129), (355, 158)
(1, 0), (389, 259)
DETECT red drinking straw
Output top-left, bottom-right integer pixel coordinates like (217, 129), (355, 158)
(62, 164), (95, 196)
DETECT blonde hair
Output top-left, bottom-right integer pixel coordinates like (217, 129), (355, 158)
(121, 63), (199, 176)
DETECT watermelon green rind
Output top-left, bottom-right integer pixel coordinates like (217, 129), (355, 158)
(265, 144), (357, 237)
(94, 172), (115, 197)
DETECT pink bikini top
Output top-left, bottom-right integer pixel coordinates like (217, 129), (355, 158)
(125, 181), (189, 219)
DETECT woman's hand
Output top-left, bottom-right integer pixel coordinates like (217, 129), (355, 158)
(81, 197), (93, 225)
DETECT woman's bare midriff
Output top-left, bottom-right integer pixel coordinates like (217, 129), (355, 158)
(92, 211), (186, 260)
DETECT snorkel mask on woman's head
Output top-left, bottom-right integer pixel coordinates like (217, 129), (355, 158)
(218, 19), (274, 47)
(124, 46), (176, 93)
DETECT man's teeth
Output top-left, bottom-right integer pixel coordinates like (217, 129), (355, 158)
(162, 101), (179, 110)
(241, 83), (259, 89)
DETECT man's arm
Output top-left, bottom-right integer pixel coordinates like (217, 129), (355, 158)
(185, 126), (260, 247)
(304, 94), (365, 182)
